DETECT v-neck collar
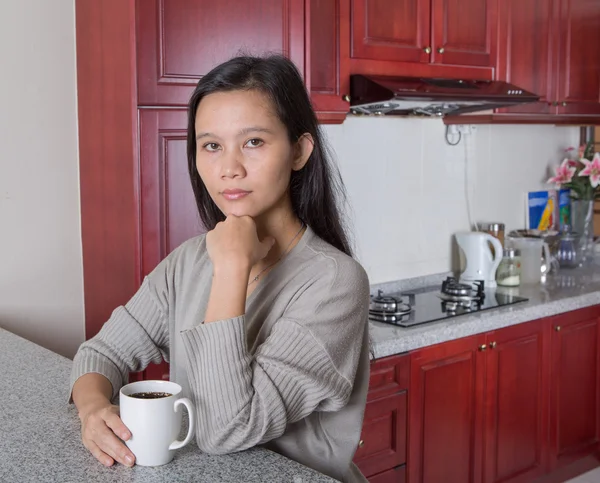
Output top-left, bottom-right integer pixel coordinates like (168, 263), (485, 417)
(245, 225), (314, 308)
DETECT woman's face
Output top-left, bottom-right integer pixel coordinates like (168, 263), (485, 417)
(194, 89), (312, 221)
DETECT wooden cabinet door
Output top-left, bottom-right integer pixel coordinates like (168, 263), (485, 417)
(496, 0), (555, 115)
(408, 335), (486, 483)
(135, 108), (205, 381)
(136, 0), (305, 106)
(350, 0), (431, 63)
(483, 320), (549, 483)
(549, 307), (600, 469)
(354, 392), (408, 477)
(430, 0), (497, 68)
(555, 0), (600, 115)
(308, 0), (351, 123)
(368, 465), (407, 483)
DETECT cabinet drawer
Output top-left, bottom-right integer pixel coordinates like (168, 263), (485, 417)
(354, 391), (407, 477)
(368, 465), (406, 483)
(368, 353), (409, 401)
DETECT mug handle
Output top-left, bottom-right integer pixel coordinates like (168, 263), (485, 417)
(169, 397), (195, 450)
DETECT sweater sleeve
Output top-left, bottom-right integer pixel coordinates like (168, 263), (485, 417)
(69, 277), (170, 402)
(180, 256), (370, 454)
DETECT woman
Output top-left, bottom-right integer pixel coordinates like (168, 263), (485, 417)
(70, 55), (370, 483)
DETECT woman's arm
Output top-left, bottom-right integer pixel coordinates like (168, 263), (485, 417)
(69, 277), (170, 402)
(181, 252), (370, 454)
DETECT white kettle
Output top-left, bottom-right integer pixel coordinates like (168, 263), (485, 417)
(455, 232), (503, 288)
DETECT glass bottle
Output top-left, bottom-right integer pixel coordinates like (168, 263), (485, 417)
(496, 248), (521, 287)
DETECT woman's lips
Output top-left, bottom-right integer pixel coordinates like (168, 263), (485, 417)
(222, 189), (251, 201)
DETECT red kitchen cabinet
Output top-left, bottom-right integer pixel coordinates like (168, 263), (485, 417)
(483, 320), (549, 483)
(136, 0), (305, 106)
(355, 392), (407, 477)
(349, 0), (497, 78)
(408, 334), (486, 483)
(368, 465), (407, 483)
(430, 0), (497, 68)
(350, 0), (431, 64)
(496, 0), (600, 118)
(496, 0), (555, 115)
(355, 353), (409, 479)
(548, 306), (600, 469)
(407, 308), (600, 483)
(308, 0), (351, 123)
(554, 0), (600, 115)
(132, 108), (204, 382)
(138, 109), (203, 278)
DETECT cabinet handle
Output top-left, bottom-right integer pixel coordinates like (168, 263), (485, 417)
(555, 326), (561, 332)
(489, 341), (497, 349)
(342, 94), (351, 103)
(552, 101), (558, 107)
(437, 47), (445, 54)
(358, 440), (365, 448)
(479, 344), (487, 352)
(424, 46), (432, 54)
(561, 101), (567, 107)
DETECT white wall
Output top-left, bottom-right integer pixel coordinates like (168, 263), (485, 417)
(323, 119), (579, 284)
(0, 1), (84, 358)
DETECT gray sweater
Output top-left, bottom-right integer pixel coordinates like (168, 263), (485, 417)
(70, 226), (371, 482)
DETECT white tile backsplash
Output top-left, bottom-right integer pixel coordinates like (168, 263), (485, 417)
(322, 118), (579, 284)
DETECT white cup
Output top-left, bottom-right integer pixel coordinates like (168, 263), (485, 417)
(119, 380), (195, 466)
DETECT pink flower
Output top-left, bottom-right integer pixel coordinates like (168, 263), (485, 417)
(548, 158), (577, 186)
(579, 153), (600, 188)
(578, 145), (586, 159)
(565, 146), (576, 153)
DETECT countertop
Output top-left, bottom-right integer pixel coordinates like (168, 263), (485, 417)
(369, 260), (600, 359)
(0, 328), (336, 483)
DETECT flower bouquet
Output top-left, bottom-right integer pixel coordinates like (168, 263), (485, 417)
(548, 142), (599, 261)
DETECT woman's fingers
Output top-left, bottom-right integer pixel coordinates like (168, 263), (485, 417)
(104, 409), (132, 442)
(82, 407), (135, 467)
(84, 439), (114, 467)
(93, 424), (135, 467)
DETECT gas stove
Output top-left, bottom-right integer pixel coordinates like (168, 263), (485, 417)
(369, 276), (528, 328)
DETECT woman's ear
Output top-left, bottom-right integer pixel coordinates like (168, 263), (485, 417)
(292, 133), (314, 171)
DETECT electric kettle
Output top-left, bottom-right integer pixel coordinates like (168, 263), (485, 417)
(455, 232), (503, 288)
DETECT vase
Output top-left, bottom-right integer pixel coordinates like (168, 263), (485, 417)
(571, 199), (595, 264)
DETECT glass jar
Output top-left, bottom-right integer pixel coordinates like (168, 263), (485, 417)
(496, 248), (521, 287)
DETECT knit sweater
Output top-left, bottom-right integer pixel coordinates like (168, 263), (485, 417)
(70, 226), (371, 482)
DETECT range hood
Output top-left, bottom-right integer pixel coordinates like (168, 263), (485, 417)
(350, 74), (540, 117)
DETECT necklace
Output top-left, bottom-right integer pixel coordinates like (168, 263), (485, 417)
(247, 223), (305, 286)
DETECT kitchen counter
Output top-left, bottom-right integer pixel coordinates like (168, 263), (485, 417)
(0, 328), (336, 483)
(370, 260), (600, 359)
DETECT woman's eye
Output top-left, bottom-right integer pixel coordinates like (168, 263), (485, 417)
(245, 138), (264, 148)
(203, 142), (221, 152)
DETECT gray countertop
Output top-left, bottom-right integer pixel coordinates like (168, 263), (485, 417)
(0, 328), (336, 483)
(370, 261), (600, 359)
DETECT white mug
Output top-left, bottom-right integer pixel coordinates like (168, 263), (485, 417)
(119, 380), (195, 466)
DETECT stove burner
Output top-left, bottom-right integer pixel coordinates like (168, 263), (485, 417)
(441, 277), (485, 300)
(370, 290), (414, 315)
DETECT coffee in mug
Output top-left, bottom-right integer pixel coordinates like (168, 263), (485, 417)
(129, 392), (172, 399)
(120, 380), (195, 466)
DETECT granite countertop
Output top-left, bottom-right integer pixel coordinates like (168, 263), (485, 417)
(0, 328), (336, 483)
(369, 260), (600, 359)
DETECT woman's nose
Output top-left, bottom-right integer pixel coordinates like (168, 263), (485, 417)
(220, 150), (245, 178)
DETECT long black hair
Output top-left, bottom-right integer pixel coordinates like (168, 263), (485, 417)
(186, 55), (353, 257)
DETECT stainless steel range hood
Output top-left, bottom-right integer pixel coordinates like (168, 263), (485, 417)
(350, 75), (540, 117)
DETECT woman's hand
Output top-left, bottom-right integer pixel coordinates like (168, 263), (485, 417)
(206, 215), (274, 271)
(79, 400), (135, 468)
